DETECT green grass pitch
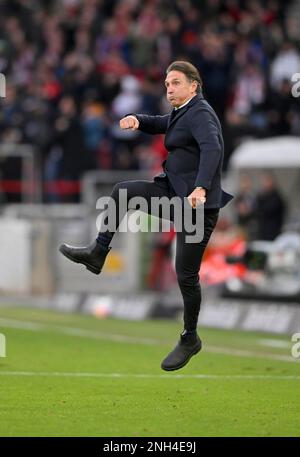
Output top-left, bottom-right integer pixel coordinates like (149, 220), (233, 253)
(0, 305), (299, 437)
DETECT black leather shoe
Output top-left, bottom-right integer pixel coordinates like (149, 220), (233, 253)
(161, 331), (202, 371)
(59, 240), (111, 275)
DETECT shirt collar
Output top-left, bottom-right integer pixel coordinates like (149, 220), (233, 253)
(174, 95), (196, 110)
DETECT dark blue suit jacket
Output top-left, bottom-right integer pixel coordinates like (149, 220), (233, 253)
(133, 93), (233, 209)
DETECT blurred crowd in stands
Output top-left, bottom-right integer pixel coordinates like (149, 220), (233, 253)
(0, 0), (300, 202)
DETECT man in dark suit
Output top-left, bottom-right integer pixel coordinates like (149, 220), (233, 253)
(60, 61), (233, 371)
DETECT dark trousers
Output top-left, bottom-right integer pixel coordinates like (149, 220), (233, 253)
(98, 177), (219, 332)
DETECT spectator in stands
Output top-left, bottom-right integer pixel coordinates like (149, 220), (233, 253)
(109, 75), (142, 169)
(45, 95), (96, 202)
(235, 174), (257, 240)
(270, 41), (300, 91)
(266, 78), (300, 136)
(255, 172), (286, 241)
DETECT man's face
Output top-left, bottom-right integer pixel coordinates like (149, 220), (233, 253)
(165, 70), (197, 107)
(261, 175), (275, 192)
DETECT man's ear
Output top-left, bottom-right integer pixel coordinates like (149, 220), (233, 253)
(191, 80), (197, 94)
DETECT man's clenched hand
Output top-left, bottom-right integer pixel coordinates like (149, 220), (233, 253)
(187, 188), (206, 208)
(119, 115), (139, 130)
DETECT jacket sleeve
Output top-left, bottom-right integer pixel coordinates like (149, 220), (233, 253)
(189, 109), (222, 191)
(126, 113), (170, 134)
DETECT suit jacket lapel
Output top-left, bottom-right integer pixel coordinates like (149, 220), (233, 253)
(167, 105), (189, 129)
(167, 93), (203, 129)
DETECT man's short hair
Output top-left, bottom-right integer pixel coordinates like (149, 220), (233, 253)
(166, 61), (203, 93)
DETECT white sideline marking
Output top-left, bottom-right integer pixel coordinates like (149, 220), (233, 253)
(0, 318), (158, 345)
(204, 345), (296, 363)
(258, 339), (290, 348)
(0, 317), (299, 364)
(0, 371), (299, 380)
